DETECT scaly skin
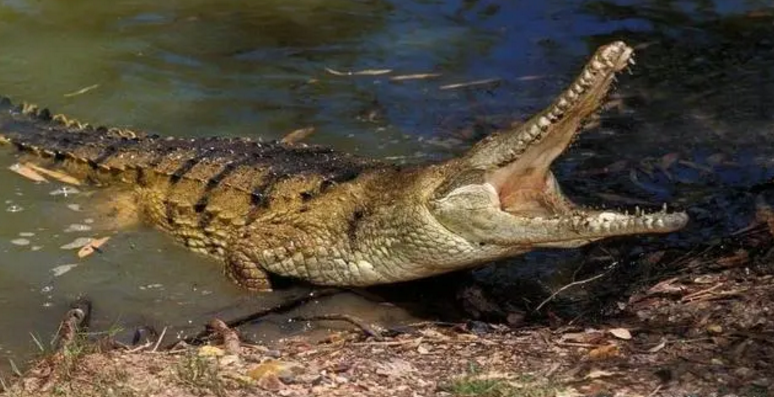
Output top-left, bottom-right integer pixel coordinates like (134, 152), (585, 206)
(0, 42), (688, 291)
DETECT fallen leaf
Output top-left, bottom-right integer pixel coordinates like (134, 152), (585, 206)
(389, 73), (442, 81)
(198, 345), (225, 357)
(280, 127), (315, 145)
(77, 236), (110, 258)
(51, 264), (78, 277)
(587, 344), (620, 360)
(707, 324), (723, 334)
(439, 78), (500, 90)
(60, 237), (94, 250)
(646, 277), (686, 295)
(325, 67), (392, 76)
(560, 330), (606, 344)
(248, 360), (305, 390)
(24, 163), (81, 185)
(608, 328), (632, 340)
(63, 84), (99, 98)
(647, 338), (667, 353)
(659, 152), (681, 170)
(9, 163), (48, 183)
(584, 369), (616, 380)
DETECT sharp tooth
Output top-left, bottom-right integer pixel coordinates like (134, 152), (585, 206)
(655, 219), (665, 228)
(557, 98), (569, 110)
(566, 90), (578, 101)
(581, 70), (594, 85)
(628, 57), (636, 65)
(592, 60), (605, 70)
(538, 116), (551, 129)
(662, 203), (667, 213)
(635, 206), (641, 216)
(528, 124), (541, 138)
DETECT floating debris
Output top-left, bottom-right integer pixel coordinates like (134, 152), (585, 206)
(6, 205), (23, 213)
(18, 232), (35, 237)
(63, 83), (99, 98)
(8, 163), (48, 183)
(64, 224), (92, 233)
(10, 238), (30, 246)
(25, 163), (81, 186)
(60, 237), (94, 250)
(281, 127), (316, 145)
(439, 78), (501, 90)
(49, 186), (81, 197)
(51, 264), (78, 277)
(83, 218), (94, 224)
(325, 67), (392, 76)
(77, 236), (110, 258)
(139, 284), (163, 290)
(389, 73), (442, 81)
(67, 204), (81, 212)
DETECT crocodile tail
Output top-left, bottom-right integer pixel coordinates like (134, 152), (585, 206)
(0, 95), (155, 183)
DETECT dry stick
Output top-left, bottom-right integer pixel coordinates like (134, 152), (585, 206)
(208, 319), (241, 355)
(172, 288), (342, 348)
(292, 314), (384, 340)
(534, 272), (608, 313)
(152, 326), (168, 352)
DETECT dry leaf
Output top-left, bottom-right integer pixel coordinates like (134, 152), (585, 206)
(280, 127), (315, 145)
(584, 369), (616, 380)
(646, 277), (686, 295)
(587, 344), (620, 360)
(389, 73), (442, 81)
(51, 264), (78, 277)
(325, 67), (392, 76)
(647, 338), (667, 353)
(63, 84), (99, 98)
(515, 74), (547, 82)
(24, 163), (81, 185)
(659, 152), (681, 170)
(439, 78), (500, 90)
(608, 328), (632, 340)
(707, 324), (723, 334)
(77, 236), (110, 258)
(9, 163), (48, 183)
(561, 330), (605, 344)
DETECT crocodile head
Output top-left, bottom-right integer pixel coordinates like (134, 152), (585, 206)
(429, 42), (688, 251)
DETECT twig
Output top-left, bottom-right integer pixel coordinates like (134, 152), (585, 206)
(680, 283), (724, 302)
(292, 314), (384, 340)
(535, 272), (607, 312)
(208, 319), (241, 355)
(126, 341), (153, 353)
(152, 326), (167, 352)
(171, 288), (341, 348)
(647, 384), (662, 397)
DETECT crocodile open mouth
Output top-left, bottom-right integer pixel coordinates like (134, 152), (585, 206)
(483, 41), (687, 240)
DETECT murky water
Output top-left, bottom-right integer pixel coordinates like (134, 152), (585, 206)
(1, 0), (773, 371)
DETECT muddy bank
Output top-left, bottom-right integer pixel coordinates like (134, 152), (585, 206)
(3, 218), (774, 397)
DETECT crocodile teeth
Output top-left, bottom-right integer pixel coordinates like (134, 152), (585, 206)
(537, 116), (551, 130)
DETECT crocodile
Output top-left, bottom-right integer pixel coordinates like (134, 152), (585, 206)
(0, 41), (688, 291)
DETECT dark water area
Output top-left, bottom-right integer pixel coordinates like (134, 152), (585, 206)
(0, 0), (773, 373)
